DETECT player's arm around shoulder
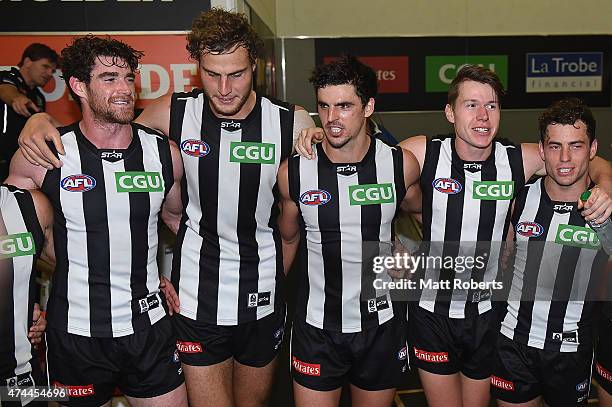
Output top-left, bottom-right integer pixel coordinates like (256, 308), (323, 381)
(5, 148), (47, 190)
(161, 139), (184, 235)
(135, 93), (172, 137)
(278, 158), (300, 275)
(17, 113), (63, 169)
(398, 135), (427, 173)
(399, 147), (422, 219)
(30, 189), (54, 265)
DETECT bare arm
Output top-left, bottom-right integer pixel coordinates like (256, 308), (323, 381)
(134, 94), (172, 136)
(30, 189), (54, 265)
(277, 159), (300, 275)
(398, 135), (427, 173)
(161, 140), (184, 235)
(17, 113), (63, 169)
(0, 84), (40, 117)
(5, 149), (46, 190)
(399, 148), (423, 216)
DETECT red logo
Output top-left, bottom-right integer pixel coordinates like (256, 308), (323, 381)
(181, 139), (210, 157)
(176, 340), (203, 353)
(516, 221), (545, 238)
(432, 178), (462, 194)
(60, 174), (96, 192)
(292, 356), (321, 376)
(52, 382), (95, 397)
(596, 363), (612, 383)
(413, 347), (449, 363)
(491, 375), (515, 391)
(300, 189), (332, 206)
(323, 56), (409, 94)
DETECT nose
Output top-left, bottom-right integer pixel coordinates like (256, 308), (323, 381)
(476, 105), (489, 120)
(327, 106), (339, 123)
(117, 78), (133, 95)
(560, 145), (571, 162)
(219, 76), (231, 96)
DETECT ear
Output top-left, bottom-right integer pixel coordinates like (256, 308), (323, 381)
(22, 57), (32, 68)
(252, 58), (257, 73)
(589, 139), (598, 160)
(364, 98), (375, 118)
(444, 104), (455, 124)
(69, 77), (88, 102)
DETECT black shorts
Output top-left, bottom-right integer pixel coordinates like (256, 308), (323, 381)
(173, 306), (286, 367)
(595, 318), (612, 396)
(46, 317), (184, 407)
(407, 303), (495, 379)
(290, 316), (408, 392)
(1, 357), (48, 407)
(491, 333), (593, 406)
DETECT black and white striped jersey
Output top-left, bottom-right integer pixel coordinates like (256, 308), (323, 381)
(41, 123), (173, 338)
(288, 139), (406, 333)
(0, 185), (44, 379)
(169, 91), (295, 325)
(500, 178), (608, 352)
(418, 136), (524, 318)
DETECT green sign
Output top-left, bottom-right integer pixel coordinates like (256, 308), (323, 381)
(349, 183), (395, 205)
(230, 142), (276, 164)
(555, 224), (600, 249)
(473, 181), (514, 200)
(0, 233), (35, 258)
(115, 172), (163, 193)
(425, 55), (508, 92)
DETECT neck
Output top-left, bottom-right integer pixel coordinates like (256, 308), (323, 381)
(19, 67), (35, 89)
(454, 137), (493, 161)
(544, 175), (590, 202)
(322, 131), (370, 163)
(79, 111), (132, 149)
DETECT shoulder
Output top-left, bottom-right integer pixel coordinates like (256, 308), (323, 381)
(260, 94), (295, 112)
(132, 122), (167, 140)
(0, 68), (22, 87)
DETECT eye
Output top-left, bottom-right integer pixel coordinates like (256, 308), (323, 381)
(485, 103), (497, 110)
(318, 103), (329, 110)
(231, 72), (243, 78)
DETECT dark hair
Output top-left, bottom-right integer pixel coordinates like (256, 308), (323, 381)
(61, 35), (143, 106)
(447, 65), (505, 107)
(187, 8), (263, 63)
(538, 97), (596, 143)
(309, 55), (377, 106)
(18, 43), (58, 67)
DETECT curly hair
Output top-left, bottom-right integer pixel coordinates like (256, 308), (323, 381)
(447, 65), (505, 107)
(538, 97), (596, 143)
(187, 8), (263, 63)
(309, 55), (377, 106)
(61, 35), (143, 106)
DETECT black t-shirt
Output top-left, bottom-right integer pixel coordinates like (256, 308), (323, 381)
(0, 67), (46, 162)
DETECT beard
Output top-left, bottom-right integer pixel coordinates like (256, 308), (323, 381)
(207, 91), (251, 117)
(88, 91), (134, 124)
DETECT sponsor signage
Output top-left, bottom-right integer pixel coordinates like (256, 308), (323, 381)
(472, 181), (514, 200)
(490, 376), (515, 391)
(432, 178), (462, 195)
(323, 56), (409, 94)
(300, 190), (332, 206)
(349, 183), (394, 205)
(115, 171), (163, 193)
(229, 142), (275, 164)
(176, 341), (203, 353)
(516, 221), (545, 238)
(555, 224), (600, 249)
(181, 139), (210, 158)
(0, 35), (201, 124)
(425, 55), (508, 92)
(0, 233), (35, 259)
(61, 174), (96, 192)
(292, 357), (321, 376)
(0, 0), (210, 32)
(413, 347), (449, 363)
(526, 52), (603, 93)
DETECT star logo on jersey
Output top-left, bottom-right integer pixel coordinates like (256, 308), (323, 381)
(0, 233), (36, 259)
(61, 174), (96, 192)
(221, 121), (241, 130)
(349, 183), (395, 205)
(300, 189), (332, 206)
(181, 139), (210, 158)
(473, 181), (514, 200)
(555, 224), (600, 250)
(432, 178), (462, 194)
(516, 221), (545, 238)
(553, 203), (575, 213)
(115, 172), (163, 193)
(229, 142), (275, 164)
(463, 162), (482, 171)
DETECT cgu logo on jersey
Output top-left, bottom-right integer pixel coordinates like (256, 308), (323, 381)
(181, 139), (210, 158)
(61, 174), (96, 192)
(555, 224), (600, 249)
(473, 181), (514, 200)
(349, 183), (394, 205)
(230, 142), (275, 164)
(432, 178), (462, 194)
(516, 221), (545, 238)
(115, 172), (163, 193)
(0, 233), (36, 259)
(300, 189), (332, 206)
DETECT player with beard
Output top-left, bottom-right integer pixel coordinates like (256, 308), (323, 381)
(6, 36), (187, 407)
(295, 65), (611, 407)
(14, 9), (315, 407)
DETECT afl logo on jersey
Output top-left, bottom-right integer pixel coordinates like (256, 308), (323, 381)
(181, 139), (210, 157)
(516, 221), (544, 238)
(432, 178), (462, 194)
(300, 190), (332, 206)
(61, 175), (96, 192)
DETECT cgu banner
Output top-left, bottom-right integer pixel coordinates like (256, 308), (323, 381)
(0, 35), (202, 124)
